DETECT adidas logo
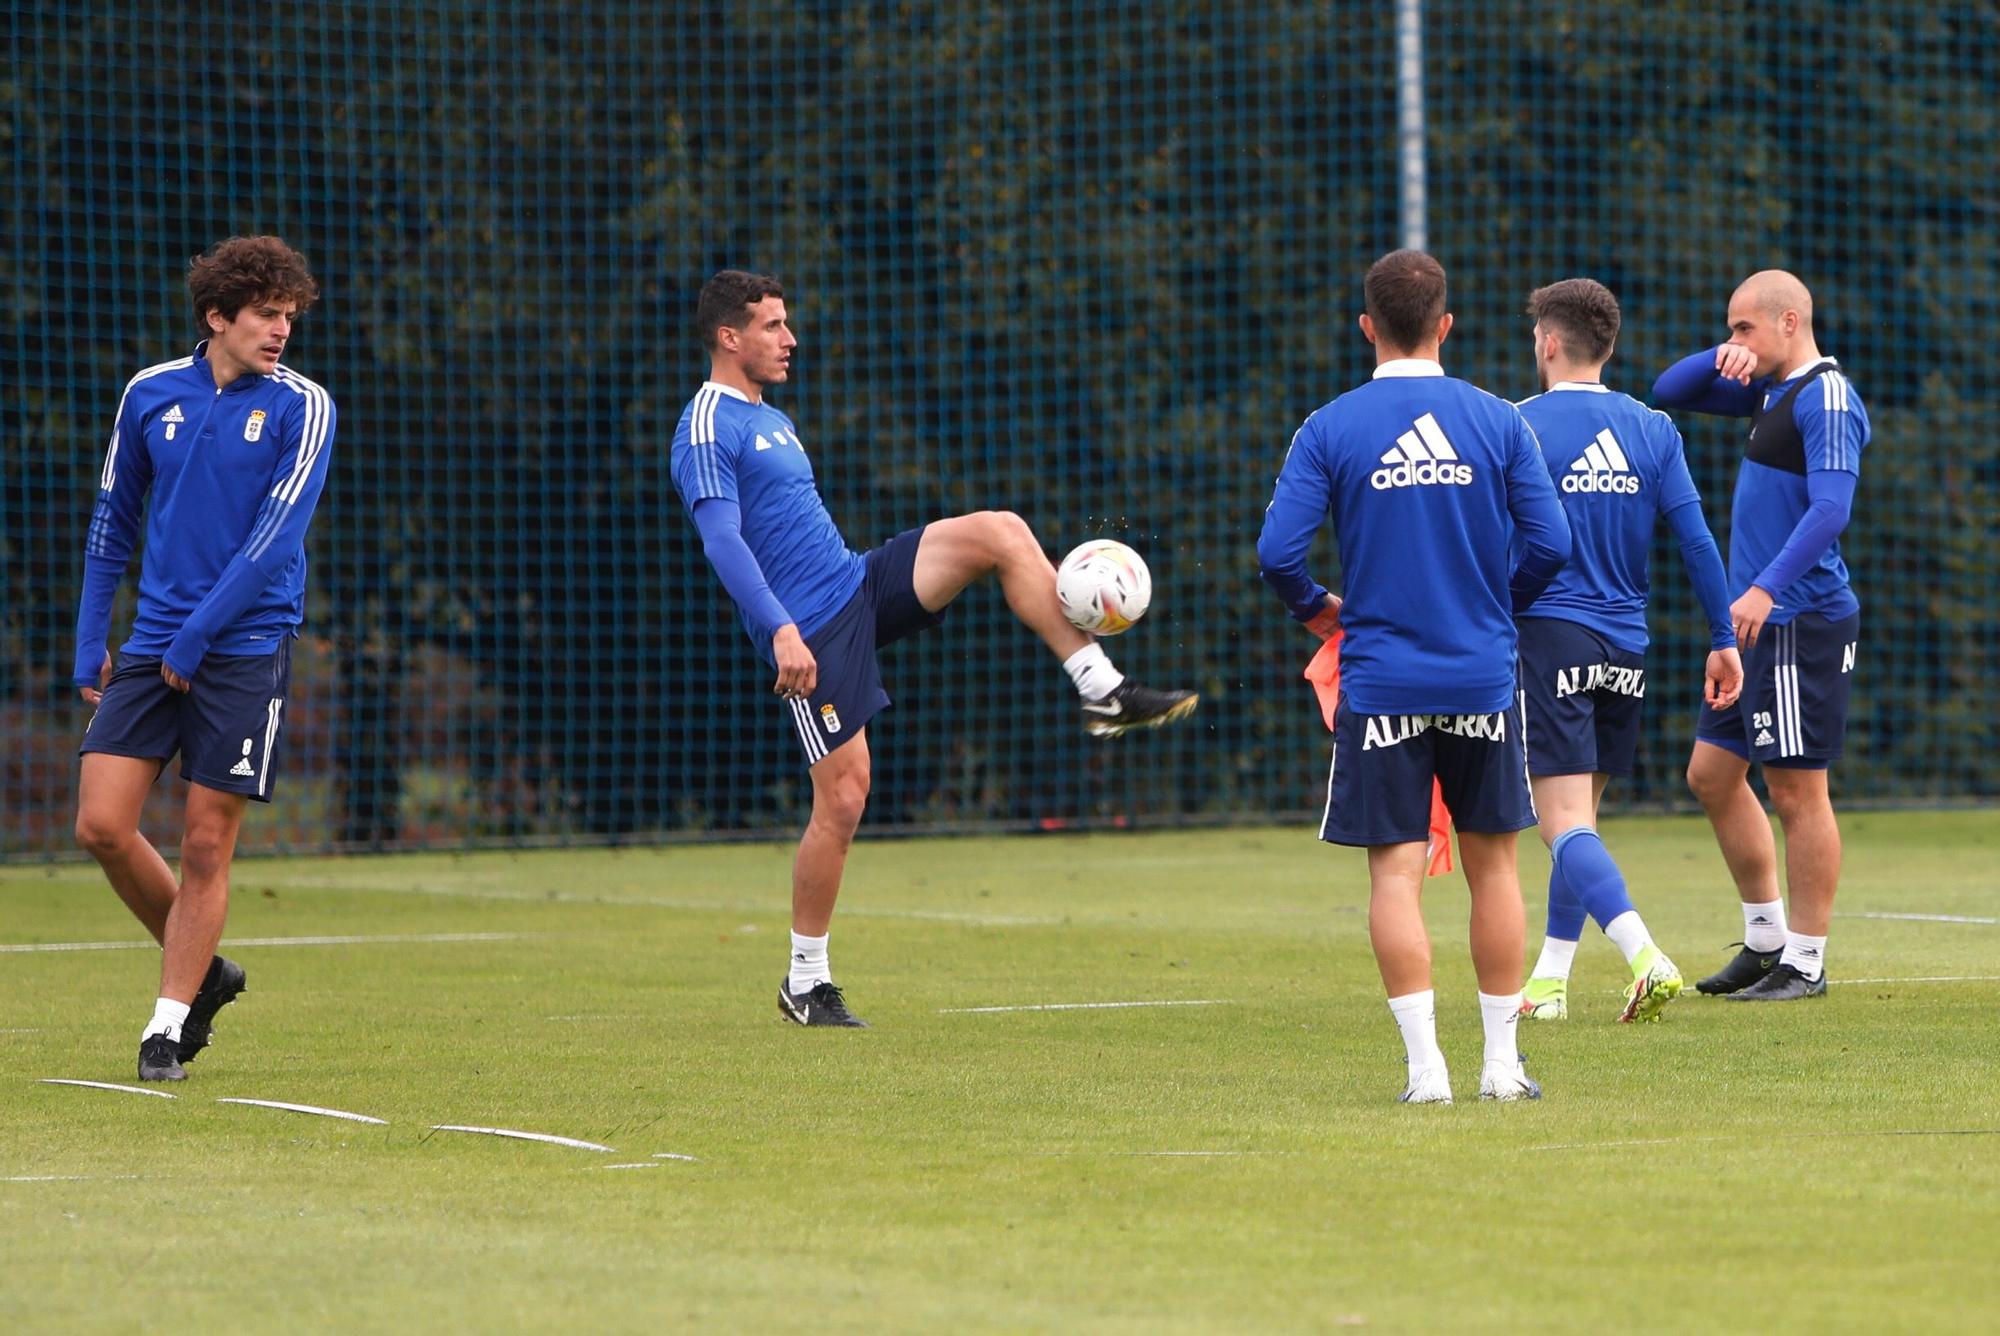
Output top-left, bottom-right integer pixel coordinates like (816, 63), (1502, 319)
(1371, 413), (1473, 490)
(162, 404), (185, 424)
(1562, 429), (1640, 494)
(1755, 728), (1776, 746)
(228, 758), (255, 776)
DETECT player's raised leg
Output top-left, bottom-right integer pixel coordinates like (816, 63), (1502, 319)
(1459, 831), (1540, 1100)
(780, 727), (870, 1027)
(74, 753), (176, 944)
(1686, 739), (1788, 993)
(1728, 765), (1837, 1001)
(910, 511), (1197, 737)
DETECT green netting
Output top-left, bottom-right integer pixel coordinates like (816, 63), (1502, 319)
(5, 2), (1995, 856)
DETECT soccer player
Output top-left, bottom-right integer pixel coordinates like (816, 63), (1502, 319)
(1256, 250), (1571, 1103)
(1511, 279), (1743, 1025)
(72, 236), (334, 1081)
(671, 270), (1197, 1028)
(1653, 270), (1869, 1002)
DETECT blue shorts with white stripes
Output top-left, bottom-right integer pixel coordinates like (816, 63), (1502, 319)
(1696, 611), (1859, 769)
(79, 640), (293, 802)
(1319, 692), (1537, 846)
(782, 525), (944, 768)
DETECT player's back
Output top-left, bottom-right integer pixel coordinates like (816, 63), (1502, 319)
(1303, 370), (1559, 715)
(669, 382), (863, 649)
(1515, 383), (1692, 653)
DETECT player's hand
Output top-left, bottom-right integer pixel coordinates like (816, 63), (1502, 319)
(1705, 646), (1744, 709)
(771, 624), (817, 701)
(79, 653), (112, 706)
(161, 663), (192, 693)
(1730, 586), (1775, 650)
(1303, 593), (1343, 641)
(1714, 342), (1758, 385)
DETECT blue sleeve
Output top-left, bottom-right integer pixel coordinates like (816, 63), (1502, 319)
(1505, 415), (1572, 612)
(691, 497), (794, 638)
(1664, 499), (1736, 648)
(164, 391), (336, 678)
(1652, 347), (1761, 417)
(73, 386), (153, 684)
(1255, 423), (1334, 621)
(1752, 469), (1856, 598)
(1793, 371), (1863, 476)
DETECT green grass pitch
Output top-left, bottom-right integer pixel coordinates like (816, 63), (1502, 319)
(4, 811), (1997, 1332)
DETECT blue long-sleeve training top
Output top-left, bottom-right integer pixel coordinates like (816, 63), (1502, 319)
(74, 343), (337, 684)
(1653, 350), (1868, 625)
(1257, 360), (1572, 716)
(1514, 380), (1735, 652)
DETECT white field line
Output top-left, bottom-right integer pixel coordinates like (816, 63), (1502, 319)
(651, 1152), (699, 1162)
(429, 1125), (615, 1153)
(939, 999), (1231, 1015)
(1, 1028), (43, 1033)
(38, 1078), (175, 1099)
(600, 1162), (664, 1170)
(0, 932), (523, 954)
(216, 1098), (387, 1125)
(1831, 975), (2000, 986)
(1529, 1128), (1999, 1153)
(271, 879), (1064, 926)
(1839, 911), (1996, 925)
(544, 1014), (649, 1023)
(2, 1174), (142, 1183)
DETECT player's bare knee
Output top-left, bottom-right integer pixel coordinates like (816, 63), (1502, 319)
(177, 824), (235, 883)
(73, 809), (127, 858)
(1765, 772), (1825, 824)
(812, 762), (871, 832)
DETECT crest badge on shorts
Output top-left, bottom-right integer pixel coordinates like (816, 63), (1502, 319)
(820, 704), (842, 734)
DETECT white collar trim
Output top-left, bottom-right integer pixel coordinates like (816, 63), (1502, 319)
(702, 379), (752, 402)
(1372, 358), (1445, 379)
(1550, 380), (1610, 392)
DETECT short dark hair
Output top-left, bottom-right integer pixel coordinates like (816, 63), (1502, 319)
(1527, 277), (1621, 364)
(696, 270), (785, 350)
(1364, 249), (1447, 352)
(187, 236), (318, 334)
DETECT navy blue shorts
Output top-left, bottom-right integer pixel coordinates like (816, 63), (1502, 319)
(1319, 692), (1537, 846)
(784, 526), (944, 767)
(1696, 612), (1859, 770)
(1517, 618), (1647, 778)
(79, 641), (294, 801)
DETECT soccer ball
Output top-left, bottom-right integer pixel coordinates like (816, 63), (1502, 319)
(1056, 539), (1153, 635)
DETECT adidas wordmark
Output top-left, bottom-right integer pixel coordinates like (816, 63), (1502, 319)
(1371, 413), (1473, 490)
(1562, 429), (1640, 494)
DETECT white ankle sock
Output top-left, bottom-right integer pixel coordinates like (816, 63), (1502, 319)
(1742, 899), (1787, 951)
(142, 997), (190, 1044)
(1530, 937), (1578, 981)
(1603, 911), (1654, 965)
(1386, 990), (1445, 1074)
(1062, 643), (1125, 701)
(1780, 931), (1827, 980)
(788, 932), (830, 994)
(1478, 991), (1522, 1066)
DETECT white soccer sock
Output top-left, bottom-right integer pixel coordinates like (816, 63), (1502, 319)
(1742, 898), (1787, 951)
(1602, 911), (1654, 965)
(1780, 931), (1828, 981)
(1478, 991), (1522, 1067)
(1386, 990), (1445, 1075)
(788, 931), (831, 994)
(1530, 937), (1578, 981)
(141, 997), (190, 1044)
(1062, 643), (1125, 701)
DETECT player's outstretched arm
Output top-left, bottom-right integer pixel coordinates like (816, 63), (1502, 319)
(1652, 347), (1760, 416)
(163, 390), (337, 685)
(688, 498), (814, 698)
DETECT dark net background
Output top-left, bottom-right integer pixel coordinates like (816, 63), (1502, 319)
(4, 2), (1995, 856)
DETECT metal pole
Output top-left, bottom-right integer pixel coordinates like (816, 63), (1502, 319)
(1395, 0), (1428, 252)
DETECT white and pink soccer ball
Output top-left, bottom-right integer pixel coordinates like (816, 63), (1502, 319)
(1056, 539), (1153, 636)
